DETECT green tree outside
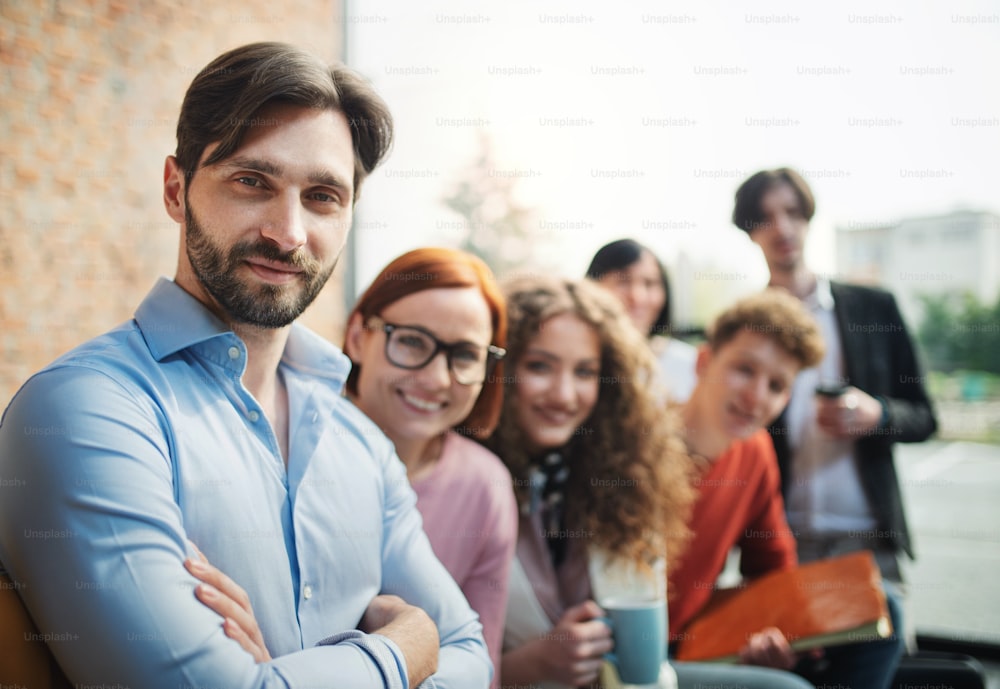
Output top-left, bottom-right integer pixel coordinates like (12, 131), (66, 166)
(917, 292), (1000, 377)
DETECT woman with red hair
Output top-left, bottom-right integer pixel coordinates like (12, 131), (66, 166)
(343, 247), (517, 689)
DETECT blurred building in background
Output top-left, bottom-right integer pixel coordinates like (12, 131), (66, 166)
(836, 209), (1000, 327)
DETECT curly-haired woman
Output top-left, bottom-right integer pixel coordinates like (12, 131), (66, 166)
(481, 275), (688, 688)
(485, 275), (814, 689)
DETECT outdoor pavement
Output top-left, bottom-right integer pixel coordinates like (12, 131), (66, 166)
(896, 439), (1000, 687)
(896, 439), (1000, 646)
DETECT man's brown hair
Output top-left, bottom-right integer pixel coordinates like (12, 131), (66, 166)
(175, 42), (393, 201)
(732, 167), (815, 234)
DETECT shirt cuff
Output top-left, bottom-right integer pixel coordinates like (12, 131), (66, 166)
(875, 396), (890, 428)
(316, 630), (410, 689)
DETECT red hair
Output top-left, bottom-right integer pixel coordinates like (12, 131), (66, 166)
(345, 247), (507, 438)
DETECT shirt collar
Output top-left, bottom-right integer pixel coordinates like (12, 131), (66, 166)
(134, 278), (229, 359)
(134, 277), (351, 386)
(793, 274), (835, 312)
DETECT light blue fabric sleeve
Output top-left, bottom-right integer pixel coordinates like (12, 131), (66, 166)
(0, 366), (415, 688)
(375, 439), (493, 688)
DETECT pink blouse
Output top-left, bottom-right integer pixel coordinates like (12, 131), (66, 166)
(411, 432), (518, 689)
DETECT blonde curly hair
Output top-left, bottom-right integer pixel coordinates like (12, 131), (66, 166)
(484, 275), (694, 569)
(707, 287), (825, 368)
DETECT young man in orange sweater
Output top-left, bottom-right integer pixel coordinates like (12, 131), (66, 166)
(671, 288), (906, 689)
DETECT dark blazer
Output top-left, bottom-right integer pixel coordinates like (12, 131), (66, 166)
(769, 281), (938, 560)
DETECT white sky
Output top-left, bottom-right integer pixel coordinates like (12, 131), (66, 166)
(344, 0), (1000, 313)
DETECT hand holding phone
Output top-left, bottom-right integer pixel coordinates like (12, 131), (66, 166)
(815, 381), (848, 398)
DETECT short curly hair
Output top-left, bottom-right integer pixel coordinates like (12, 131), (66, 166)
(484, 275), (694, 569)
(707, 287), (825, 369)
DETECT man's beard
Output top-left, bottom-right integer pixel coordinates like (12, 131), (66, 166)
(184, 205), (336, 328)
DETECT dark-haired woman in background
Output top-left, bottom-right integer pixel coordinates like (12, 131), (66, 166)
(586, 238), (697, 404)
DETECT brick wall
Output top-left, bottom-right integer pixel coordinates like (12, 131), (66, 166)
(0, 0), (346, 409)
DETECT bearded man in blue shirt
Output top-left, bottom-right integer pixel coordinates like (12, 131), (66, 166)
(0, 42), (491, 689)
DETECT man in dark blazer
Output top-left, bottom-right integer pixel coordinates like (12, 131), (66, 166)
(731, 168), (937, 583)
(731, 168), (939, 685)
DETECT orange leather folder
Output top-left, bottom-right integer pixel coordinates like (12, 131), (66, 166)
(675, 550), (893, 662)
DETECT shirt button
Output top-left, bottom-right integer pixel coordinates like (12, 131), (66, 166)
(228, 346), (241, 360)
(248, 410), (260, 423)
(303, 585), (313, 600)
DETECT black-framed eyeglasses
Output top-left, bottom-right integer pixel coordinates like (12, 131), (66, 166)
(368, 316), (506, 386)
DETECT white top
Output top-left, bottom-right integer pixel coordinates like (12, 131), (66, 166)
(650, 336), (698, 404)
(784, 278), (878, 535)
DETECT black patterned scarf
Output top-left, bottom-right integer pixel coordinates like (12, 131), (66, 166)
(528, 451), (572, 567)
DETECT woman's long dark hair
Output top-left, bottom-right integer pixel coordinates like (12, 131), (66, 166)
(585, 238), (672, 336)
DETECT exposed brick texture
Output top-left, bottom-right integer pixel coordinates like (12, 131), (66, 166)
(1, 1), (346, 408)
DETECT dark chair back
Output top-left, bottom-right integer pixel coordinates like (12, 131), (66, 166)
(0, 572), (72, 688)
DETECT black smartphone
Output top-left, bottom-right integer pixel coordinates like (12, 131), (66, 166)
(815, 381), (848, 397)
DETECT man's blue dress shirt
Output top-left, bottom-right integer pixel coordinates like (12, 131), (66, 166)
(0, 278), (490, 688)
